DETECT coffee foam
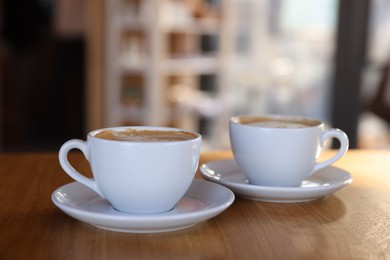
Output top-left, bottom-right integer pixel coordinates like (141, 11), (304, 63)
(247, 121), (309, 128)
(237, 116), (320, 128)
(94, 129), (197, 142)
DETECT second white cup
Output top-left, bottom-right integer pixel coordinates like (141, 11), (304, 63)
(229, 115), (349, 187)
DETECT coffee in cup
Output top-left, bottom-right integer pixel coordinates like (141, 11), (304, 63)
(229, 115), (349, 187)
(237, 116), (318, 128)
(94, 129), (198, 142)
(59, 126), (202, 214)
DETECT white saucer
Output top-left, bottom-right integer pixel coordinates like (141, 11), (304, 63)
(52, 179), (235, 233)
(200, 159), (353, 203)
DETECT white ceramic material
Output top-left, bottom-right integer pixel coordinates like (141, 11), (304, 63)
(200, 159), (352, 203)
(51, 179), (235, 233)
(229, 115), (349, 187)
(58, 126), (202, 214)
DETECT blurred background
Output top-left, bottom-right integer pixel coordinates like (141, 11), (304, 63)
(0, 0), (389, 151)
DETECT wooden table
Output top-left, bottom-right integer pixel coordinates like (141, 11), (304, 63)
(1, 150), (390, 259)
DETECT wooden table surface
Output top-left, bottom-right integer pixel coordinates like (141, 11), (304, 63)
(1, 149), (390, 259)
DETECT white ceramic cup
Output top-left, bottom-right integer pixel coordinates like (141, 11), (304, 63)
(59, 126), (202, 214)
(229, 115), (349, 187)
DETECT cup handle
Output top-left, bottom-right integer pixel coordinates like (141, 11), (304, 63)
(58, 139), (105, 198)
(311, 128), (349, 174)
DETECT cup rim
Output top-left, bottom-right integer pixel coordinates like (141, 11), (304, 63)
(88, 126), (201, 144)
(230, 115), (324, 129)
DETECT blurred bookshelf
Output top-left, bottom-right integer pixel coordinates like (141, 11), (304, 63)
(95, 0), (234, 149)
(87, 0), (274, 149)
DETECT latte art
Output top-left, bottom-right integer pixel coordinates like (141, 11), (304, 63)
(236, 116), (320, 129)
(95, 129), (197, 142)
(247, 121), (309, 128)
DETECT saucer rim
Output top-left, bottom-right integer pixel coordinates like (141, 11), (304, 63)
(51, 179), (235, 233)
(200, 159), (353, 202)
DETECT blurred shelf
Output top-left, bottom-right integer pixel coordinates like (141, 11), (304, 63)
(94, 0), (264, 149)
(160, 17), (221, 34)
